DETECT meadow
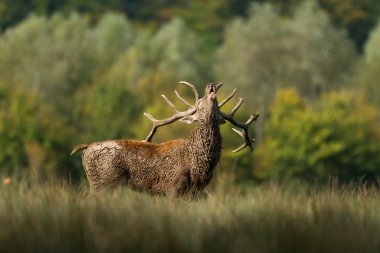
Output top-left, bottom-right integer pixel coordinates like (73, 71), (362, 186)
(1, 180), (380, 253)
(1, 1), (380, 252)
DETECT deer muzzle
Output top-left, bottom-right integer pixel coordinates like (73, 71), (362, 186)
(206, 83), (217, 100)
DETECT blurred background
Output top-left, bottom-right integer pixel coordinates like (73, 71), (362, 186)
(0, 0), (379, 184)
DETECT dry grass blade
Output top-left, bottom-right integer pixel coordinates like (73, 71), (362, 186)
(1, 182), (380, 253)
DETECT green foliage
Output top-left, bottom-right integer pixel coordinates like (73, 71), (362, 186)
(0, 0), (118, 30)
(255, 89), (380, 181)
(354, 18), (380, 112)
(147, 18), (206, 90)
(69, 13), (142, 142)
(262, 0), (380, 51)
(180, 0), (251, 52)
(0, 12), (135, 113)
(1, 0), (380, 54)
(101, 17), (206, 101)
(0, 13), (94, 112)
(318, 0), (380, 51)
(0, 0), (33, 30)
(61, 16), (209, 144)
(0, 1), (379, 183)
(216, 2), (357, 110)
(74, 74), (142, 142)
(100, 18), (209, 142)
(93, 13), (135, 69)
(0, 85), (75, 178)
(0, 13), (138, 178)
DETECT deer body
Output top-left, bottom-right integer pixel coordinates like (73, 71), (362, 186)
(72, 82), (257, 197)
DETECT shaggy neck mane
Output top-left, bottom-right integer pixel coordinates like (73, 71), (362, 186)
(185, 111), (222, 187)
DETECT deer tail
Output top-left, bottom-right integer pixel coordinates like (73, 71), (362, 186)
(70, 144), (89, 155)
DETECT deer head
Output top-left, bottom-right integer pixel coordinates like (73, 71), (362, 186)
(177, 82), (225, 125)
(143, 81), (259, 153)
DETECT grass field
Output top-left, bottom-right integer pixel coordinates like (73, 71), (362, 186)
(1, 180), (380, 253)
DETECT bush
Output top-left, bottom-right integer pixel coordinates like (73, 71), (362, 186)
(255, 89), (380, 182)
(73, 72), (142, 142)
(0, 85), (76, 178)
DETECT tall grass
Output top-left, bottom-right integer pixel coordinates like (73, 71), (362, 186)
(0, 181), (380, 253)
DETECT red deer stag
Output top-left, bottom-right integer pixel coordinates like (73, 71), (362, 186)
(71, 81), (258, 197)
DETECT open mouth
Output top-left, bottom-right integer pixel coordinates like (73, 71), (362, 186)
(208, 83), (216, 95)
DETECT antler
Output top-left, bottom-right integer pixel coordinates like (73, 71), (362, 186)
(143, 81), (199, 142)
(219, 88), (259, 153)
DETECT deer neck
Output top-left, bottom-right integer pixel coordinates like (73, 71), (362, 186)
(185, 113), (222, 185)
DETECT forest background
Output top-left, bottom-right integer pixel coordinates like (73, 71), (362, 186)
(1, 0), (380, 185)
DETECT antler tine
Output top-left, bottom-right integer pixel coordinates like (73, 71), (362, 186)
(179, 81), (199, 102)
(161, 94), (177, 113)
(215, 82), (223, 92)
(144, 107), (198, 142)
(143, 112), (158, 142)
(143, 112), (156, 122)
(221, 111), (258, 152)
(219, 88), (237, 108)
(231, 127), (255, 153)
(144, 81), (200, 142)
(230, 123), (257, 153)
(246, 113), (259, 125)
(174, 90), (192, 108)
(219, 91), (259, 152)
(230, 97), (243, 116)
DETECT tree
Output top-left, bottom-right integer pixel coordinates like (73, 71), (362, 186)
(254, 0), (380, 51)
(255, 89), (380, 182)
(0, 13), (95, 113)
(68, 17), (207, 144)
(92, 12), (135, 69)
(0, 12), (138, 179)
(0, 13), (136, 114)
(354, 18), (380, 113)
(180, 0), (251, 52)
(215, 2), (357, 142)
(216, 2), (357, 109)
(317, 0), (380, 51)
(0, 0), (33, 30)
(73, 72), (142, 142)
(0, 84), (76, 179)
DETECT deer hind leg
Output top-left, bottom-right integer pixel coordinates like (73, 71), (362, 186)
(82, 150), (104, 193)
(82, 142), (125, 192)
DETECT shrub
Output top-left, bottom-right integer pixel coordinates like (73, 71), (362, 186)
(0, 85), (76, 178)
(255, 88), (380, 182)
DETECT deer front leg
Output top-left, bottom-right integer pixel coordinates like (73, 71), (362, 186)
(168, 170), (191, 198)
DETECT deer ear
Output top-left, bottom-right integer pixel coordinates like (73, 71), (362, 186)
(179, 114), (198, 124)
